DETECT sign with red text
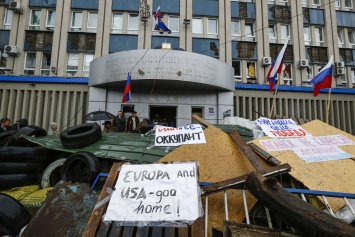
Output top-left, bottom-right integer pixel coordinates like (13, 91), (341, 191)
(104, 162), (202, 224)
(259, 134), (355, 152)
(154, 124), (206, 146)
(256, 117), (311, 138)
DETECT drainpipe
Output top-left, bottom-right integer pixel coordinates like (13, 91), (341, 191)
(224, 0), (227, 62)
(185, 0), (188, 49)
(143, 20), (147, 48)
(216, 92), (219, 124)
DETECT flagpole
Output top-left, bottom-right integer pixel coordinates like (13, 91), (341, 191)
(326, 88), (331, 124)
(269, 73), (281, 118)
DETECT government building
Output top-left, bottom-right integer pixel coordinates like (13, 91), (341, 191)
(0, 0), (354, 134)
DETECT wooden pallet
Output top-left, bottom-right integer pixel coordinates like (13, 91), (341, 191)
(82, 162), (204, 237)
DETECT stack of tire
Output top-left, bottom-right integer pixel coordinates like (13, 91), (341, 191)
(0, 125), (49, 236)
(0, 125), (49, 190)
(58, 123), (103, 186)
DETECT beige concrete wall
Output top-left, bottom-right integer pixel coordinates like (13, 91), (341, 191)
(0, 82), (89, 132)
(234, 89), (355, 136)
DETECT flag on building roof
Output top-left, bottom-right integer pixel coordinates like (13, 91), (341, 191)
(154, 6), (161, 20)
(309, 55), (333, 97)
(122, 71), (131, 103)
(266, 40), (288, 92)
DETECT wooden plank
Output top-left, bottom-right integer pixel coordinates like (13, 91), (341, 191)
(177, 226), (189, 237)
(223, 221), (283, 237)
(248, 142), (281, 165)
(192, 114), (212, 127)
(108, 222), (123, 237)
(229, 130), (266, 172)
(245, 171), (355, 237)
(164, 227), (176, 237)
(201, 164), (291, 196)
(151, 227), (163, 237)
(121, 226), (135, 237)
(136, 226), (150, 237)
(191, 217), (204, 237)
(82, 162), (122, 237)
(96, 221), (112, 237)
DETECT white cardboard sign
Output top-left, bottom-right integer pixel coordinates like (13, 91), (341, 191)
(293, 146), (353, 163)
(154, 124), (206, 147)
(104, 163), (202, 223)
(259, 134), (355, 152)
(256, 117), (311, 138)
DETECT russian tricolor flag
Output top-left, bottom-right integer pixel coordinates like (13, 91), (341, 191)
(122, 71), (131, 103)
(266, 40), (288, 92)
(310, 55), (333, 97)
(155, 6), (161, 20)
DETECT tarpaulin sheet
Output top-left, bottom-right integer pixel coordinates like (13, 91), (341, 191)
(24, 133), (175, 163)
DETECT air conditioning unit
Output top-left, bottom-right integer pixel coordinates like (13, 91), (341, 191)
(336, 68), (345, 75)
(4, 45), (19, 56)
(8, 1), (23, 14)
(262, 57), (271, 66)
(335, 61), (344, 68)
(299, 59), (309, 68)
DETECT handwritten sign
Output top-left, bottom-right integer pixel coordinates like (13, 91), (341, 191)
(259, 134), (355, 152)
(293, 146), (353, 163)
(256, 117), (311, 138)
(155, 124), (206, 147)
(104, 163), (202, 224)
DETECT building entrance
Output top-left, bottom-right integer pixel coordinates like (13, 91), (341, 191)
(149, 106), (177, 127)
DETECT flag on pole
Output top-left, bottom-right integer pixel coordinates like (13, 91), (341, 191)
(266, 40), (288, 92)
(122, 71), (131, 103)
(154, 6), (171, 34)
(309, 55), (334, 97)
(154, 6), (161, 20)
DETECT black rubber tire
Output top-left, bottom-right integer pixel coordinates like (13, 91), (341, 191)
(0, 147), (49, 162)
(0, 131), (15, 147)
(61, 152), (100, 185)
(0, 173), (42, 190)
(0, 161), (43, 174)
(14, 125), (47, 137)
(41, 158), (66, 188)
(60, 123), (102, 148)
(0, 193), (31, 236)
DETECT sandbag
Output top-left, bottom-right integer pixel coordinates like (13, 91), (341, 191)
(0, 185), (40, 200)
(20, 187), (53, 213)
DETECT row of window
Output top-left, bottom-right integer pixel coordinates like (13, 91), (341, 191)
(24, 52), (93, 77)
(20, 50), (355, 86)
(4, 10), (355, 48)
(232, 60), (353, 85)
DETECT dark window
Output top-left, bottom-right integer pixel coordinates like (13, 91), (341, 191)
(306, 46), (328, 63)
(67, 32), (96, 52)
(0, 29), (10, 50)
(112, 0), (139, 11)
(270, 43), (293, 62)
(151, 36), (179, 49)
(29, 0), (56, 7)
(71, 0), (98, 10)
(303, 8), (325, 25)
(232, 41), (257, 60)
(109, 35), (138, 53)
(153, 0), (179, 14)
(336, 11), (355, 27)
(268, 4), (291, 22)
(339, 48), (353, 64)
(192, 38), (219, 58)
(193, 0), (219, 17)
(24, 31), (53, 51)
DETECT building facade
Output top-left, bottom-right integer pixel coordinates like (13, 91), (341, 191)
(0, 0), (354, 132)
